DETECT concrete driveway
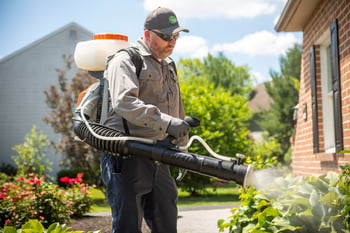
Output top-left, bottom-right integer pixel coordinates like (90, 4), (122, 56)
(177, 205), (234, 233)
(88, 204), (236, 233)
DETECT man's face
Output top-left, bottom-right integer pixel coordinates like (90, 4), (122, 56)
(144, 30), (179, 59)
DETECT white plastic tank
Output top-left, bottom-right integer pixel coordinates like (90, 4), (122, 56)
(74, 33), (130, 71)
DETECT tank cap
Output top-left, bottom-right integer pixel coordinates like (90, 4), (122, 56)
(93, 33), (128, 41)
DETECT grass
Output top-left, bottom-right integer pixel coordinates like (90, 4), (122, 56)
(89, 185), (241, 213)
(178, 185), (241, 206)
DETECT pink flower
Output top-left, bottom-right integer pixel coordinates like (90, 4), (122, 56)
(5, 219), (10, 224)
(29, 173), (35, 177)
(77, 173), (84, 178)
(72, 178), (83, 184)
(17, 177), (25, 181)
(35, 180), (41, 185)
(60, 177), (70, 183)
(29, 178), (35, 183)
(39, 216), (45, 220)
(0, 193), (8, 198)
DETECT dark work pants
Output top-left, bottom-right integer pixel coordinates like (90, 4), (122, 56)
(101, 152), (178, 233)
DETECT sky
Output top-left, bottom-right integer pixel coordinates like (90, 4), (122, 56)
(0, 0), (302, 84)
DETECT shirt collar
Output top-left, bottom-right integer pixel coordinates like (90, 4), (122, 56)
(136, 38), (173, 65)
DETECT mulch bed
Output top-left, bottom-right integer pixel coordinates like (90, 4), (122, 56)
(67, 215), (151, 233)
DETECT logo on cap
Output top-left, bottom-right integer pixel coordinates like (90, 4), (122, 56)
(168, 16), (177, 24)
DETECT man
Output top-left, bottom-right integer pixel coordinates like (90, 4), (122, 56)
(101, 7), (190, 233)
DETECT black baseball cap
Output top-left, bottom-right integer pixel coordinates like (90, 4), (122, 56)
(144, 7), (189, 34)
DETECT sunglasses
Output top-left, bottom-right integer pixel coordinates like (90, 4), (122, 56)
(151, 30), (179, 42)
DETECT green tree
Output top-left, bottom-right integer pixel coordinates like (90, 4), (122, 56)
(12, 125), (52, 177)
(43, 54), (101, 186)
(176, 56), (253, 195)
(258, 43), (301, 162)
(203, 53), (253, 96)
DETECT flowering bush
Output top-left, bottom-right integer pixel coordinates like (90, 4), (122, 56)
(59, 173), (92, 217)
(0, 173), (92, 229)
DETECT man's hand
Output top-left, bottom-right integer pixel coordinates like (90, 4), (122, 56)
(166, 118), (190, 138)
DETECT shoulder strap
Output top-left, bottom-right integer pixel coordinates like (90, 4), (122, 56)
(118, 47), (143, 77)
(115, 47), (144, 135)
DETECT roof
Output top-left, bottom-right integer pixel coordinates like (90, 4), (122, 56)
(0, 22), (93, 63)
(275, 0), (323, 32)
(248, 83), (273, 113)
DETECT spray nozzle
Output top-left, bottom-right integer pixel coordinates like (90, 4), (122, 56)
(236, 153), (246, 165)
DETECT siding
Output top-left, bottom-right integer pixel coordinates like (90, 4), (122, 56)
(0, 23), (93, 176)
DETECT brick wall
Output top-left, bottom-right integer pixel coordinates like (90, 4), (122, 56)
(291, 0), (350, 176)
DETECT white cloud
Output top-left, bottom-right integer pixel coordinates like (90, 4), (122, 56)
(251, 71), (271, 84)
(174, 35), (209, 58)
(212, 30), (300, 57)
(144, 0), (277, 19)
(174, 30), (300, 59)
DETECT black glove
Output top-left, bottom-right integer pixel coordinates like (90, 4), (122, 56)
(166, 118), (190, 138)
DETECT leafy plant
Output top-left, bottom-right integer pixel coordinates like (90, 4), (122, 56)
(218, 169), (349, 232)
(3, 219), (101, 233)
(12, 125), (53, 177)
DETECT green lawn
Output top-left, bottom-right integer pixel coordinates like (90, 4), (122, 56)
(89, 185), (241, 213)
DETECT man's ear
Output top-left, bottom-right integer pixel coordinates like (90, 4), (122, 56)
(144, 30), (150, 40)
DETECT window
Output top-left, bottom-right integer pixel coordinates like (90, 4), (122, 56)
(320, 38), (335, 152)
(311, 19), (343, 153)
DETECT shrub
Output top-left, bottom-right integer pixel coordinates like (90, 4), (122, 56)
(3, 219), (101, 233)
(0, 173), (92, 229)
(12, 125), (53, 177)
(0, 163), (17, 176)
(218, 168), (349, 232)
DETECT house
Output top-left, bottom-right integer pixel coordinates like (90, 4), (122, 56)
(248, 82), (273, 141)
(275, 0), (350, 176)
(0, 22), (93, 176)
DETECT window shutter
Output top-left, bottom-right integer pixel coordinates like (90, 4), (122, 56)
(310, 46), (319, 153)
(330, 19), (344, 152)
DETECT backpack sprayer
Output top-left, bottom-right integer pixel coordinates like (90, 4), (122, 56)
(73, 33), (254, 188)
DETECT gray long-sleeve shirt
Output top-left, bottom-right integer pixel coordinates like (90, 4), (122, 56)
(103, 38), (186, 141)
